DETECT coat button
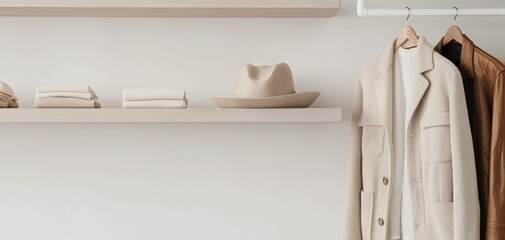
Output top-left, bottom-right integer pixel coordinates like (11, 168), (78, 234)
(383, 177), (389, 185)
(409, 133), (414, 137)
(378, 218), (384, 226)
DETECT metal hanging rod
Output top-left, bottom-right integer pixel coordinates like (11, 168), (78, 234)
(357, 0), (505, 16)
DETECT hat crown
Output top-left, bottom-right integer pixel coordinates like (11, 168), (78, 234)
(235, 63), (295, 98)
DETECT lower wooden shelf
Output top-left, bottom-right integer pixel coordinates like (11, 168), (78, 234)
(0, 108), (342, 123)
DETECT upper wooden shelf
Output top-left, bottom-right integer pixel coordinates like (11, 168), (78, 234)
(0, 0), (340, 17)
(0, 108), (342, 123)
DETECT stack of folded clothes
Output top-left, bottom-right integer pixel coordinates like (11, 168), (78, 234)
(34, 86), (101, 108)
(122, 88), (187, 108)
(0, 81), (18, 108)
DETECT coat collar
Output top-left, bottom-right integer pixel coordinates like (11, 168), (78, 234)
(377, 36), (435, 75)
(434, 34), (475, 80)
(374, 36), (434, 131)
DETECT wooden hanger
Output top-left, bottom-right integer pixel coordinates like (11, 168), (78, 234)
(442, 7), (464, 45)
(394, 7), (419, 52)
(442, 25), (464, 45)
(394, 25), (419, 51)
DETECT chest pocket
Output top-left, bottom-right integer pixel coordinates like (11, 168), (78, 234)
(420, 113), (452, 162)
(358, 115), (385, 158)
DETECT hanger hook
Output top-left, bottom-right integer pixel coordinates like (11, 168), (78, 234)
(453, 6), (459, 25)
(405, 7), (411, 24)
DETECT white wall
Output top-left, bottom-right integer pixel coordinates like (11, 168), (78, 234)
(0, 0), (504, 239)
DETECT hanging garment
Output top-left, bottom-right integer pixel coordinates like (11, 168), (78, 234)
(435, 35), (505, 240)
(342, 36), (480, 240)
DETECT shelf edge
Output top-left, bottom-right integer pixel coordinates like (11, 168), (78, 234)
(0, 108), (342, 123)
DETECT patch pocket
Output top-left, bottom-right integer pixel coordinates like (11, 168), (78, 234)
(360, 191), (374, 240)
(428, 202), (454, 240)
(427, 162), (453, 202)
(358, 116), (385, 158)
(421, 113), (451, 162)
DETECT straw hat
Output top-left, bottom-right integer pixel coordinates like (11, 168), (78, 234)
(210, 63), (320, 108)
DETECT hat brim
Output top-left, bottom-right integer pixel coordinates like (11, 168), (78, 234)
(209, 91), (320, 108)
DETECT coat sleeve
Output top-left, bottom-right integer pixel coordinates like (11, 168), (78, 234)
(487, 71), (505, 237)
(341, 77), (363, 240)
(449, 70), (480, 240)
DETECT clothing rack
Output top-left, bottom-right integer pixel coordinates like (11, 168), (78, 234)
(357, 0), (505, 17)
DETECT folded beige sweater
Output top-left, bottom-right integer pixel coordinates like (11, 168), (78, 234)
(34, 98), (100, 108)
(0, 99), (18, 108)
(0, 91), (11, 99)
(0, 91), (17, 101)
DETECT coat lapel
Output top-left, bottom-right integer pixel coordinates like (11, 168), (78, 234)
(375, 37), (435, 130)
(375, 41), (395, 131)
(405, 37), (434, 125)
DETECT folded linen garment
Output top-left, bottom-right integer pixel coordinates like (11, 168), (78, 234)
(123, 100), (187, 109)
(0, 100), (18, 108)
(0, 91), (16, 101)
(0, 82), (18, 101)
(36, 86), (91, 94)
(0, 81), (14, 96)
(0, 100), (7, 108)
(34, 98), (100, 108)
(35, 91), (95, 100)
(123, 88), (186, 101)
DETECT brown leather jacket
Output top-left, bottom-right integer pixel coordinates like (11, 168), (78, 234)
(435, 36), (505, 240)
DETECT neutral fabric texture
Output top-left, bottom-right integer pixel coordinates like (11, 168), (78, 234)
(435, 36), (505, 240)
(123, 88), (186, 101)
(0, 81), (18, 104)
(36, 86), (90, 93)
(0, 97), (18, 108)
(6, 101), (18, 108)
(342, 37), (480, 240)
(396, 48), (416, 240)
(34, 98), (100, 108)
(389, 50), (405, 240)
(210, 63), (319, 108)
(389, 48), (415, 240)
(0, 100), (8, 108)
(122, 100), (187, 109)
(34, 86), (100, 108)
(0, 81), (14, 96)
(0, 91), (14, 100)
(35, 92), (95, 100)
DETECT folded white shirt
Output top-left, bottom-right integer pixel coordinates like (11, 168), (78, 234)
(36, 86), (91, 94)
(123, 100), (187, 109)
(123, 88), (186, 101)
(35, 91), (96, 100)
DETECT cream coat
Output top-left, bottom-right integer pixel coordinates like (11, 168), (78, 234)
(342, 37), (480, 240)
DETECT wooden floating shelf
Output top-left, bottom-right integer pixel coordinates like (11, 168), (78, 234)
(0, 0), (340, 17)
(0, 108), (342, 123)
